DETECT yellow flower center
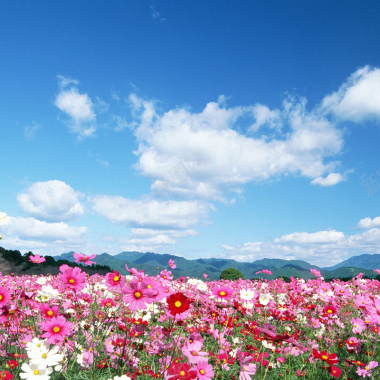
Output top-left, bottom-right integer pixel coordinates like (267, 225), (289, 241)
(113, 276), (119, 282)
(0, 295), (2, 301)
(147, 284), (152, 288)
(135, 292), (141, 299)
(322, 355), (328, 360)
(200, 369), (205, 375)
(219, 291), (226, 296)
(180, 371), (185, 376)
(35, 259), (39, 262)
(47, 310), (53, 316)
(69, 279), (75, 284)
(53, 326), (60, 333)
(42, 353), (47, 359)
(33, 370), (39, 375)
(174, 300), (182, 308)
(191, 351), (198, 356)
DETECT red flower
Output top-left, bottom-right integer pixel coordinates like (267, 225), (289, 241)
(167, 292), (192, 316)
(328, 366), (342, 378)
(323, 305), (337, 316)
(0, 370), (13, 380)
(167, 363), (197, 380)
(313, 349), (339, 366)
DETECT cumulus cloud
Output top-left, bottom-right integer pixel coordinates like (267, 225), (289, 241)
(55, 76), (96, 138)
(274, 230), (345, 244)
(357, 216), (380, 229)
(311, 172), (345, 186)
(129, 93), (344, 201)
(222, 221), (380, 266)
(2, 216), (87, 241)
(91, 195), (212, 229)
(17, 180), (84, 222)
(322, 66), (380, 122)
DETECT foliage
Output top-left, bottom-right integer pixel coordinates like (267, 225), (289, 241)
(219, 267), (245, 280)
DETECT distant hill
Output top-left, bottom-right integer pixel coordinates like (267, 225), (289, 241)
(323, 253), (380, 271)
(52, 250), (380, 281)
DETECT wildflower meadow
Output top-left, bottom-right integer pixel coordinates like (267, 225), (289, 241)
(1, 253), (380, 380)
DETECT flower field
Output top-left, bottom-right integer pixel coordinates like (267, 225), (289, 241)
(1, 255), (380, 379)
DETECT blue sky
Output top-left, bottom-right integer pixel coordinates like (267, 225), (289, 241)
(1, 1), (380, 266)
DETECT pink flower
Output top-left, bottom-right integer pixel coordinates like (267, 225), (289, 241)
(351, 317), (366, 334)
(59, 264), (70, 272)
(40, 315), (73, 344)
(73, 252), (96, 265)
(105, 270), (125, 289)
(0, 287), (11, 307)
(239, 358), (257, 380)
(310, 268), (322, 277)
(29, 254), (46, 263)
(160, 269), (173, 281)
(212, 285), (233, 300)
(357, 361), (378, 378)
(59, 266), (87, 291)
(203, 273), (208, 279)
(39, 304), (59, 319)
(168, 259), (176, 269)
(374, 269), (380, 274)
(122, 278), (154, 311)
(196, 361), (214, 380)
(182, 341), (208, 364)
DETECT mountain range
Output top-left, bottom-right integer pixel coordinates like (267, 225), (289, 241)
(53, 251), (380, 281)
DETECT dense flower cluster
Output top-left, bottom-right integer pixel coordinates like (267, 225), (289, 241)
(0, 256), (380, 379)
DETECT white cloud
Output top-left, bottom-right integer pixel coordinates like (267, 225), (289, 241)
(0, 212), (10, 225)
(124, 228), (198, 246)
(311, 172), (345, 186)
(274, 230), (345, 244)
(55, 77), (96, 138)
(129, 94), (344, 201)
(2, 216), (87, 241)
(91, 195), (211, 229)
(322, 66), (380, 122)
(17, 180), (84, 222)
(249, 104), (281, 132)
(357, 216), (380, 229)
(222, 221), (380, 266)
(24, 122), (41, 140)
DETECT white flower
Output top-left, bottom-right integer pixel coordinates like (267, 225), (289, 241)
(240, 288), (255, 301)
(36, 277), (47, 285)
(262, 340), (276, 350)
(36, 285), (60, 302)
(259, 294), (272, 306)
(26, 338), (45, 353)
(28, 341), (63, 369)
(109, 376), (132, 380)
(20, 363), (52, 380)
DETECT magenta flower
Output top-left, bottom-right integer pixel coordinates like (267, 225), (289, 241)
(29, 254), (46, 263)
(122, 278), (154, 311)
(59, 266), (87, 291)
(40, 315), (73, 344)
(73, 252), (96, 265)
(105, 270), (125, 289)
(212, 285), (233, 300)
(351, 317), (366, 334)
(310, 268), (322, 277)
(168, 259), (176, 269)
(0, 287), (11, 307)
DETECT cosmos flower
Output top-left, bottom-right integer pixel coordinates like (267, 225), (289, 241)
(73, 252), (96, 265)
(0, 286), (11, 307)
(168, 259), (176, 269)
(29, 255), (46, 264)
(167, 292), (192, 316)
(59, 266), (87, 291)
(211, 285), (233, 300)
(122, 278), (154, 311)
(40, 316), (73, 344)
(105, 270), (125, 289)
